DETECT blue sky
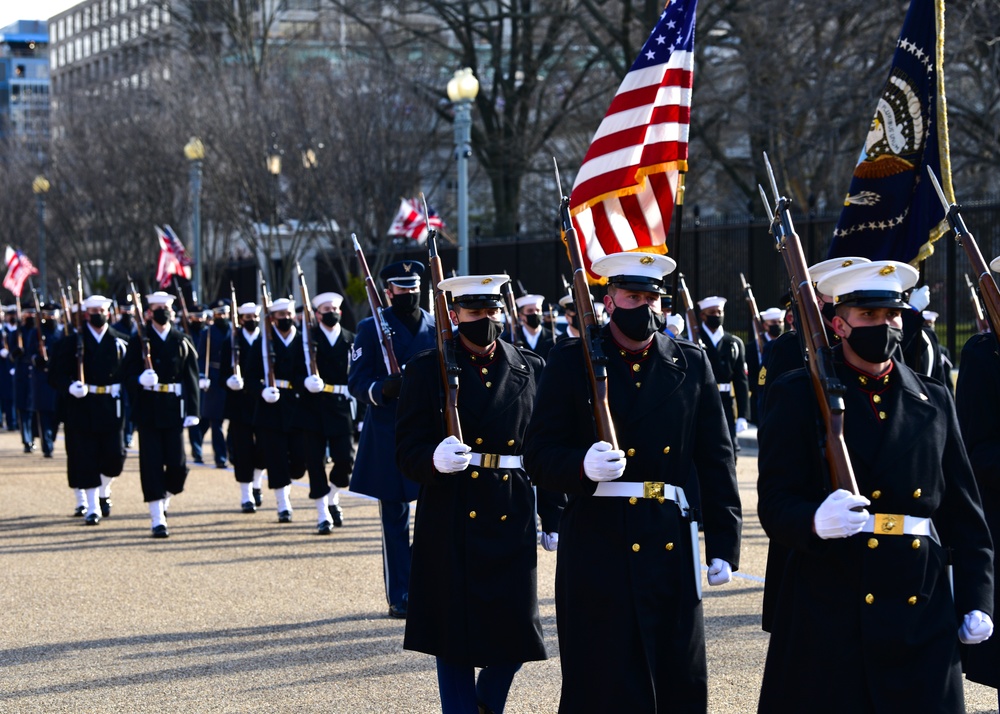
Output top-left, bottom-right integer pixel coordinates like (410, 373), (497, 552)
(0, 1), (79, 31)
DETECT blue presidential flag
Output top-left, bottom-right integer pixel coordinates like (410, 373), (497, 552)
(828, 0), (951, 265)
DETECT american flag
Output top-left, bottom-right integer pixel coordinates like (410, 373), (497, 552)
(387, 197), (445, 243)
(155, 225), (193, 288)
(570, 0), (696, 279)
(3, 246), (39, 297)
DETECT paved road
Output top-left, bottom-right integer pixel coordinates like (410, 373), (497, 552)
(1, 430), (996, 713)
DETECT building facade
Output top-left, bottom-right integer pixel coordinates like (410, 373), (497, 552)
(0, 20), (50, 153)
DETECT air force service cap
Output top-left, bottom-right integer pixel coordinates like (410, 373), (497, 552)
(816, 260), (919, 309)
(380, 260), (425, 289)
(591, 252), (676, 295)
(438, 274), (509, 309)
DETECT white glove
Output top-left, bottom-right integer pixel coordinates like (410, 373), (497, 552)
(909, 285), (931, 312)
(226, 375), (244, 391)
(813, 489), (870, 539)
(0, 348), (7, 358)
(541, 532), (559, 551)
(707, 558), (733, 586)
(735, 417), (749, 434)
(139, 369), (158, 388)
(198, 377), (211, 391)
(261, 386), (281, 404)
(583, 441), (627, 482)
(959, 610), (994, 645)
(182, 416), (199, 428)
(69, 380), (88, 399)
(304, 374), (325, 394)
(433, 435), (472, 474)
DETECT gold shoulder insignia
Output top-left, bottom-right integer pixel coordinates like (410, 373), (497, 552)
(758, 365), (767, 386)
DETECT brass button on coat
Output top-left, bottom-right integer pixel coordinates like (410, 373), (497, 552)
(872, 490), (882, 499)
(631, 543), (640, 552)
(485, 381), (492, 388)
(475, 437), (483, 445)
(867, 538), (879, 549)
(865, 593), (874, 605)
(502, 474), (509, 482)
(469, 511), (477, 519)
(632, 363), (641, 373)
(872, 394), (882, 404)
(507, 439), (515, 446)
(481, 367), (488, 375)
(665, 542), (674, 551)
(663, 446), (671, 454)
(912, 488), (922, 498)
(500, 515), (507, 522)
(626, 448), (636, 457)
(471, 471), (479, 479)
(911, 539), (921, 549)
(628, 497), (638, 505)
(907, 596), (918, 605)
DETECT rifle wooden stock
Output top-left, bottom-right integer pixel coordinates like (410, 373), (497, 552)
(353, 235), (401, 376)
(559, 197), (618, 448)
(501, 278), (522, 347)
(230, 282), (241, 380)
(965, 274), (990, 334)
(127, 277), (154, 372)
(428, 231), (463, 440)
(676, 273), (703, 346)
(295, 262), (318, 377)
(946, 208), (1000, 346)
(259, 272), (276, 389)
(740, 272), (766, 362)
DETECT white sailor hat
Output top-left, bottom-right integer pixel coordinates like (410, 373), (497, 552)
(438, 274), (509, 309)
(809, 256), (872, 284)
(2, 304), (14, 313)
(816, 260), (919, 309)
(83, 295), (113, 310)
(145, 291), (175, 308)
(990, 255), (1000, 273)
(922, 310), (939, 322)
(268, 298), (295, 313)
(312, 292), (344, 310)
(760, 307), (786, 322)
(591, 252), (676, 295)
(665, 313), (685, 335)
(237, 302), (260, 316)
(558, 293), (575, 309)
(515, 294), (544, 309)
(698, 296), (727, 312)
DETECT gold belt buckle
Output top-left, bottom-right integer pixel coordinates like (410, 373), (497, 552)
(643, 481), (664, 499)
(874, 513), (903, 534)
(96, 386), (108, 394)
(481, 453), (499, 469)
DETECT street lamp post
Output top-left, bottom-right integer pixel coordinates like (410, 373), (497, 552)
(32, 175), (50, 299)
(184, 137), (205, 303)
(267, 153), (282, 287)
(447, 67), (479, 276)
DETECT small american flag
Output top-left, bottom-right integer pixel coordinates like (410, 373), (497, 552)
(3, 246), (39, 297)
(155, 225), (193, 288)
(387, 197), (445, 243)
(570, 0), (696, 279)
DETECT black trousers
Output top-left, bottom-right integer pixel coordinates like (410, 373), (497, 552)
(259, 426), (306, 490)
(65, 423), (126, 489)
(227, 420), (266, 484)
(303, 430), (355, 499)
(137, 426), (188, 502)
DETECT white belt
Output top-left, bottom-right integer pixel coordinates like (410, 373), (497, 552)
(143, 383), (181, 395)
(274, 379), (293, 390)
(467, 452), (523, 469)
(593, 481), (681, 502)
(322, 384), (349, 396)
(717, 383), (732, 393)
(87, 383), (121, 397)
(861, 513), (933, 537)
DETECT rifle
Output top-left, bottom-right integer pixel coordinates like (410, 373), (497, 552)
(295, 261), (319, 377)
(230, 281), (241, 379)
(965, 274), (990, 334)
(172, 276), (191, 335)
(75, 264), (84, 333)
(760, 152), (859, 496)
(352, 233), (401, 376)
(501, 272), (522, 347)
(676, 273), (703, 345)
(58, 280), (84, 384)
(740, 272), (766, 362)
(259, 270), (277, 389)
(423, 196), (463, 440)
(554, 158), (618, 448)
(29, 279), (48, 364)
(14, 295), (23, 351)
(127, 274), (154, 372)
(927, 168), (1000, 349)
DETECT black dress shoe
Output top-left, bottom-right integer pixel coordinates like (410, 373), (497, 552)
(241, 501), (257, 514)
(23, 444), (34, 453)
(193, 457), (204, 464)
(252, 488), (263, 507)
(215, 461), (227, 469)
(73, 505), (86, 517)
(316, 520), (332, 535)
(84, 513), (100, 526)
(277, 510), (292, 523)
(43, 451), (53, 458)
(151, 525), (169, 538)
(329, 503), (344, 527)
(99, 498), (112, 517)
(388, 602), (407, 619)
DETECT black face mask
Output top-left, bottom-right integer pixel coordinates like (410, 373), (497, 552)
(119, 314), (132, 327)
(611, 303), (665, 342)
(320, 311), (340, 328)
(524, 313), (541, 329)
(276, 317), (294, 333)
(457, 317), (504, 348)
(703, 314), (723, 331)
(189, 321), (204, 332)
(243, 319), (258, 332)
(843, 322), (903, 364)
(214, 318), (229, 331)
(23, 317), (35, 330)
(42, 319), (55, 332)
(767, 323), (783, 338)
(821, 302), (838, 324)
(151, 309), (170, 326)
(391, 292), (420, 315)
(90, 313), (107, 329)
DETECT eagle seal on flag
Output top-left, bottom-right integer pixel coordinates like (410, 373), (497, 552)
(849, 69), (926, 185)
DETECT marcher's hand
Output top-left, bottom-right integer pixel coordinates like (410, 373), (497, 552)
(909, 285), (931, 312)
(198, 377), (211, 391)
(69, 380), (87, 399)
(381, 374), (402, 402)
(813, 489), (870, 539)
(261, 386), (281, 404)
(707, 558), (733, 586)
(541, 532), (559, 552)
(182, 416), (199, 428)
(583, 441), (626, 482)
(139, 369), (158, 388)
(226, 375), (244, 391)
(735, 417), (748, 434)
(0, 347), (8, 359)
(304, 374), (325, 394)
(433, 435), (472, 474)
(959, 610), (994, 645)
